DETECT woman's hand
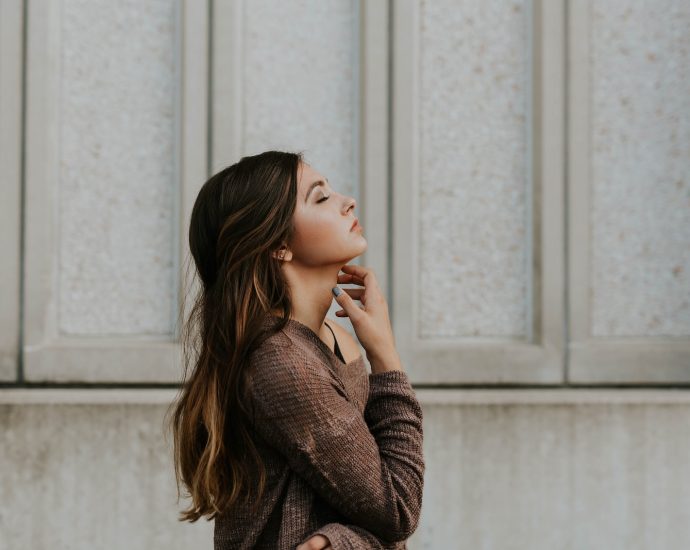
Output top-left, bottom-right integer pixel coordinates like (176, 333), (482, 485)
(332, 264), (403, 374)
(296, 534), (332, 549)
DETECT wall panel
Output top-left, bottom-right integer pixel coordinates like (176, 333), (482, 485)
(568, 0), (690, 383)
(23, 0), (209, 382)
(391, 0), (565, 384)
(0, 0), (24, 381)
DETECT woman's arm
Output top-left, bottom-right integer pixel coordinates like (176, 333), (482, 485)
(249, 347), (425, 544)
(299, 522), (405, 549)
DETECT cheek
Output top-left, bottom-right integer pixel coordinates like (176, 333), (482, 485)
(295, 214), (340, 246)
(291, 213), (353, 264)
(302, 212), (340, 239)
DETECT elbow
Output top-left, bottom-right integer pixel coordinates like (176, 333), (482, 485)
(359, 459), (425, 542)
(375, 482), (424, 543)
(376, 519), (421, 544)
(356, 492), (422, 543)
(383, 498), (423, 542)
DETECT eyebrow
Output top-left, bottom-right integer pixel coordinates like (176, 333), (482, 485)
(305, 177), (329, 203)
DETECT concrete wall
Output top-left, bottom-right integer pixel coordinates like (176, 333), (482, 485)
(1, 0), (689, 549)
(414, 392), (690, 549)
(2, 390), (690, 549)
(0, 393), (213, 549)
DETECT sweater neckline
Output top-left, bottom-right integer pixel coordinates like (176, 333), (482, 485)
(266, 314), (364, 367)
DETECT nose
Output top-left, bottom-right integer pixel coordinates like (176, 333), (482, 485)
(345, 197), (356, 214)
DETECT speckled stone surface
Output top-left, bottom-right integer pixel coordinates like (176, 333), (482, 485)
(58, 0), (178, 336)
(241, 0), (359, 206)
(0, 403), (212, 549)
(590, 0), (690, 337)
(417, 0), (530, 338)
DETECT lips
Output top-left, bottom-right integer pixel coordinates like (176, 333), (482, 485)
(350, 218), (360, 231)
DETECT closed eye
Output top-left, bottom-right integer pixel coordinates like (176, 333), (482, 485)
(317, 195), (330, 203)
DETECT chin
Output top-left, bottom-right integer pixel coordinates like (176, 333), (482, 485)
(351, 238), (368, 256)
(329, 235), (367, 264)
(355, 235), (369, 250)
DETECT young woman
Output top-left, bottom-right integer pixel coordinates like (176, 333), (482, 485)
(167, 151), (425, 549)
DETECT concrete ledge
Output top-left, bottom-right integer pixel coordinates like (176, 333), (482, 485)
(0, 389), (180, 404)
(2, 388), (690, 405)
(415, 388), (690, 405)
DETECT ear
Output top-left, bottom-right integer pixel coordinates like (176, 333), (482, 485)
(272, 244), (293, 262)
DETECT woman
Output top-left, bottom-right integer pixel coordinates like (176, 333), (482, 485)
(166, 151), (425, 549)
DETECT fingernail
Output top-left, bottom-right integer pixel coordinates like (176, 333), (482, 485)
(332, 286), (342, 297)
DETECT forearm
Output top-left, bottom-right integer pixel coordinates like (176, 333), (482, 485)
(307, 522), (404, 549)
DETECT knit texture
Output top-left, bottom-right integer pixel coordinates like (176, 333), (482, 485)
(213, 314), (425, 549)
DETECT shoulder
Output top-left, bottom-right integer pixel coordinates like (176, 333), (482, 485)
(325, 317), (362, 363)
(247, 332), (348, 416)
(249, 325), (327, 381)
(250, 325), (312, 368)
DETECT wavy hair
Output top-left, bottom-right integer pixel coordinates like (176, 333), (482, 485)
(165, 150), (303, 521)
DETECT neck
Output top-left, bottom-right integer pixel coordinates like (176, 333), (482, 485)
(271, 262), (343, 335)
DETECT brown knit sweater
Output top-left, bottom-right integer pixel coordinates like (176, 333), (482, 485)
(213, 314), (425, 549)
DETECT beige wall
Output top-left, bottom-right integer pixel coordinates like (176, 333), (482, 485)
(1, 0), (688, 548)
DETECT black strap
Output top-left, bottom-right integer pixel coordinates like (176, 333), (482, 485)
(323, 321), (345, 362)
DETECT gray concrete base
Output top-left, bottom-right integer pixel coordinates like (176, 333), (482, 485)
(2, 390), (690, 549)
(0, 400), (212, 550)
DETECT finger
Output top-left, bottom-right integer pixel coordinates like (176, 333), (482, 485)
(335, 305), (364, 316)
(342, 288), (364, 301)
(337, 272), (364, 285)
(340, 264), (380, 291)
(340, 264), (370, 277)
(332, 286), (364, 322)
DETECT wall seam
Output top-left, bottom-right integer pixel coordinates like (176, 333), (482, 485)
(207, 0), (213, 178)
(386, 0), (394, 317)
(17, 0), (28, 385)
(563, 0), (571, 385)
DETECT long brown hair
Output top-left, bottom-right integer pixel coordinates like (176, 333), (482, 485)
(165, 150), (303, 522)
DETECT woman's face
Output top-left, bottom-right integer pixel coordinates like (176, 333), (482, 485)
(284, 162), (367, 267)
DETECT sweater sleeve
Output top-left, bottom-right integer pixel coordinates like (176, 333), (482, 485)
(306, 522), (405, 549)
(248, 352), (425, 544)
